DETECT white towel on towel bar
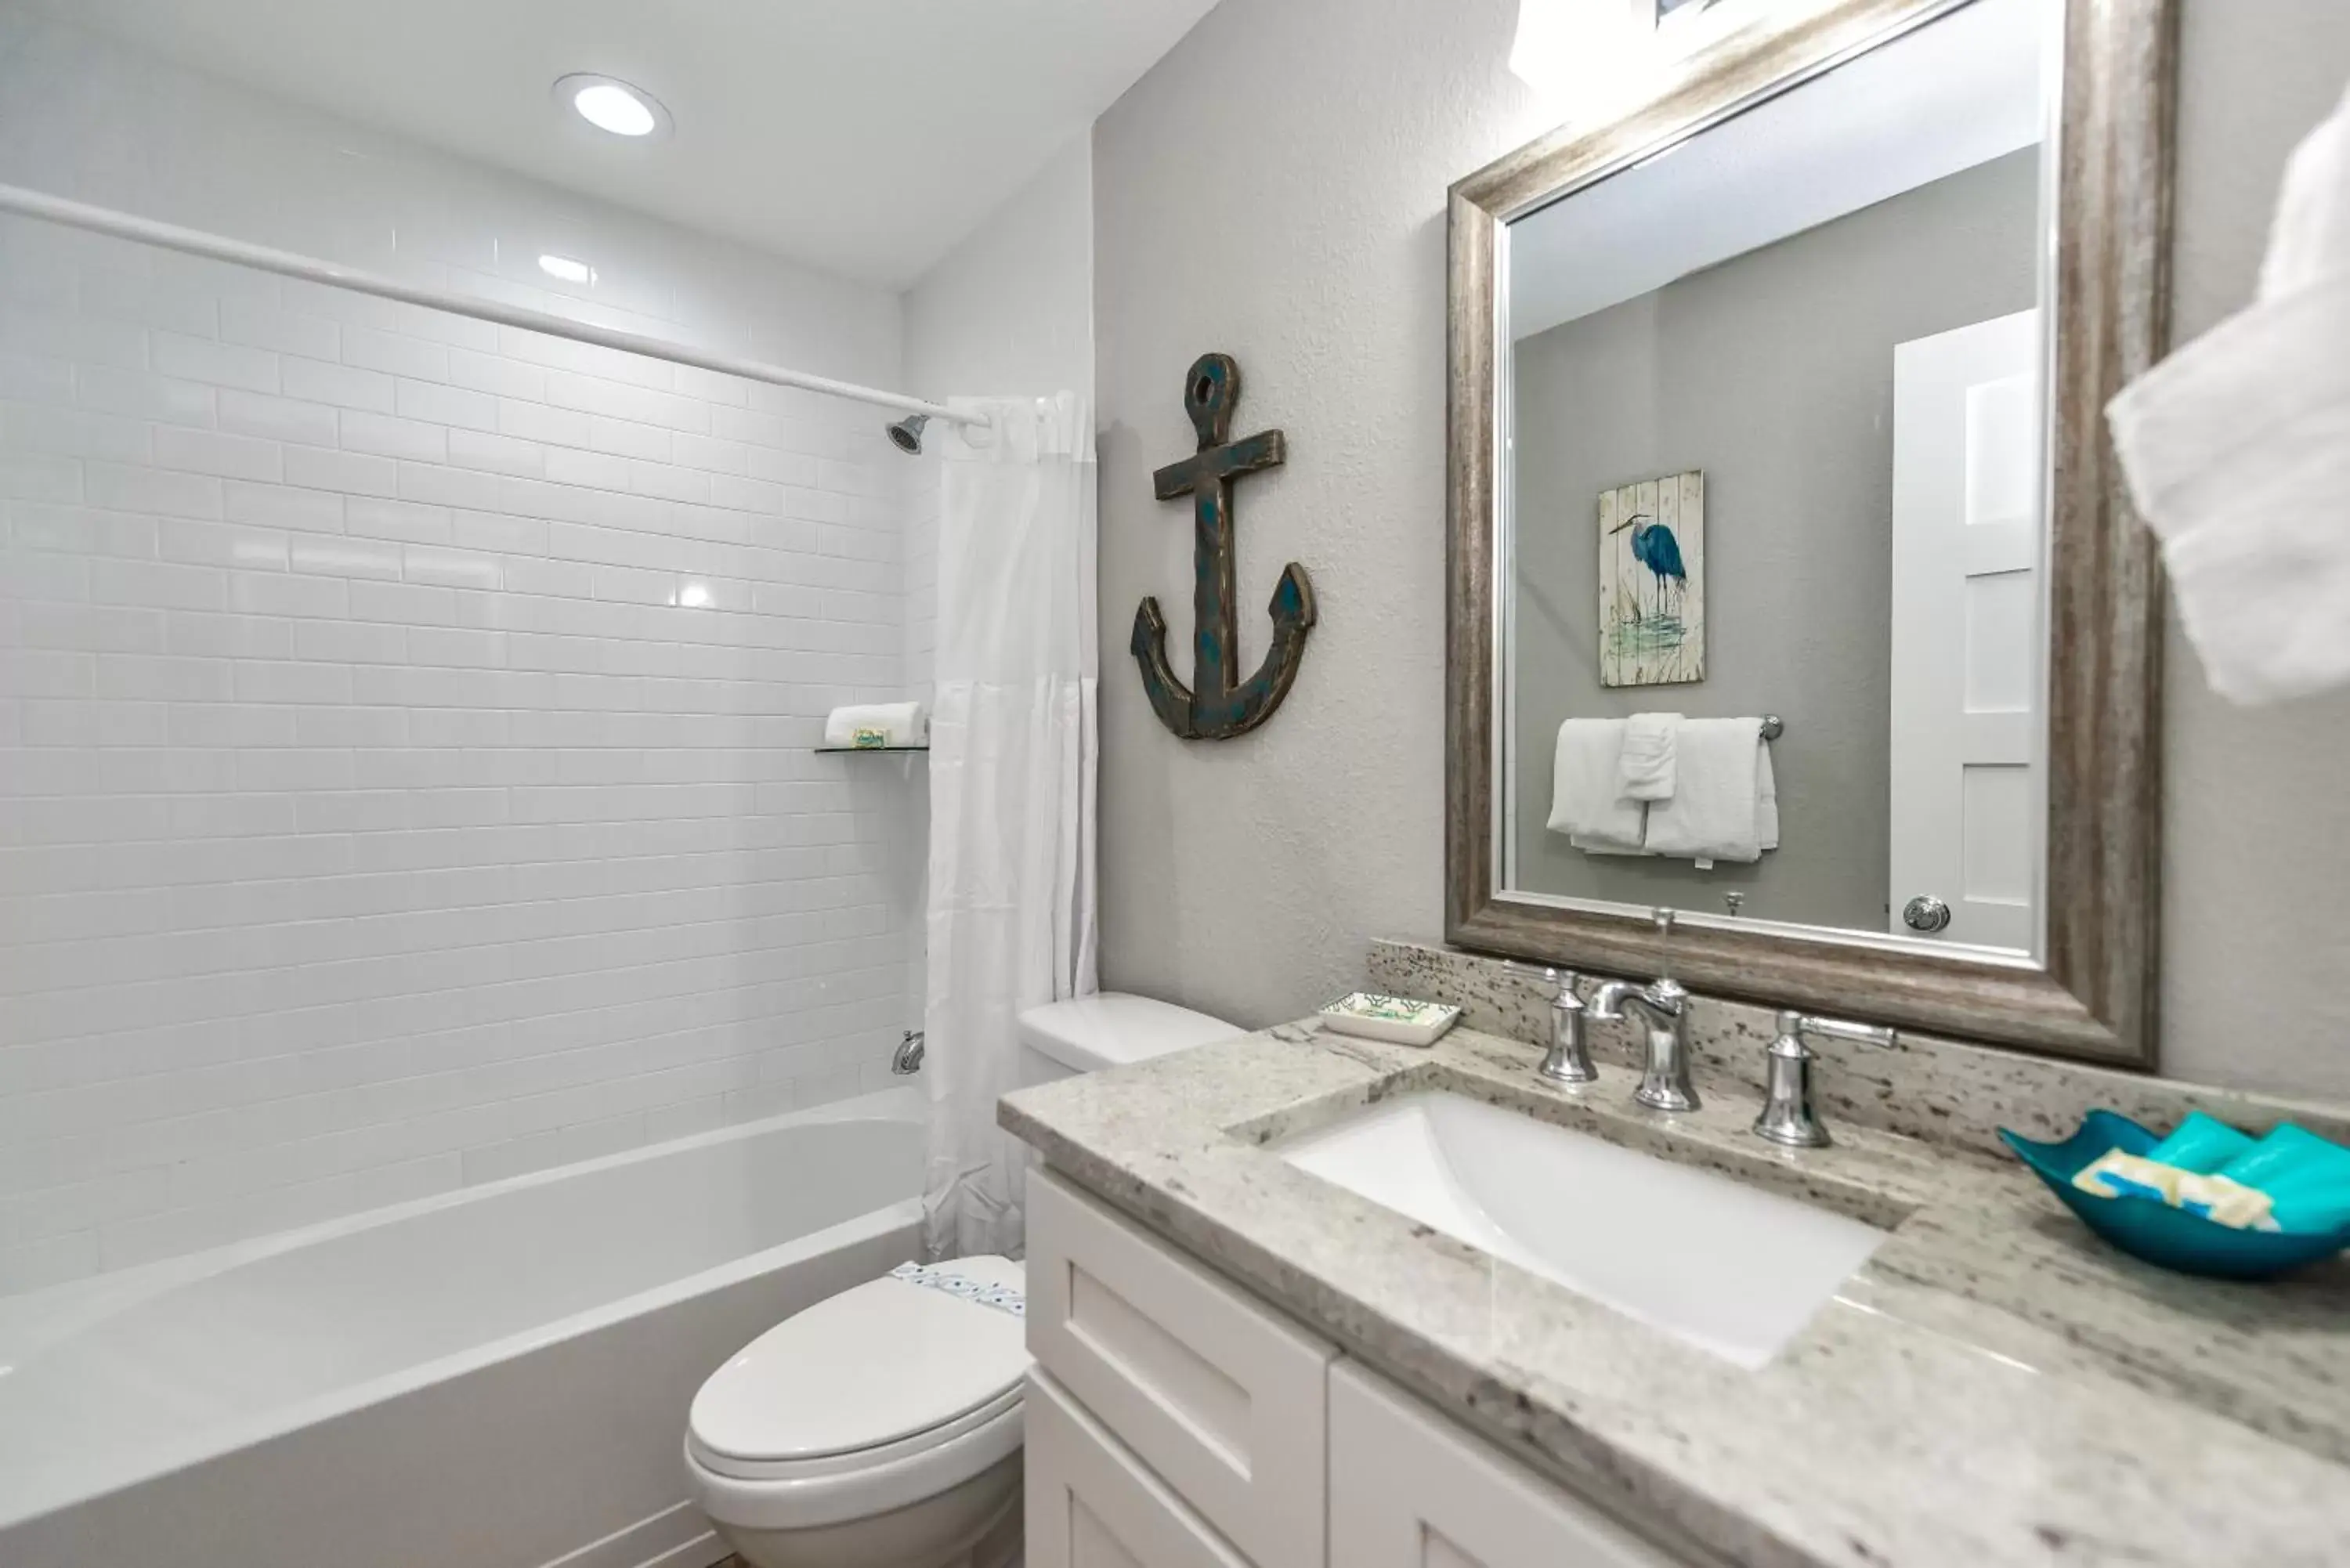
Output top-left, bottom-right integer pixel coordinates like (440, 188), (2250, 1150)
(824, 701), (927, 747)
(2107, 78), (2350, 704)
(1547, 719), (1651, 854)
(1617, 712), (1683, 801)
(1644, 718), (1777, 865)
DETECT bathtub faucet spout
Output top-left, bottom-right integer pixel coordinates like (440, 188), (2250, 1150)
(891, 1031), (926, 1075)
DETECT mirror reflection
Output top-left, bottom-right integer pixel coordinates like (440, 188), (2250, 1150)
(1500, 0), (2051, 952)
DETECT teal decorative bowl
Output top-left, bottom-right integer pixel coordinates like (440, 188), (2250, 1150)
(1998, 1111), (2350, 1281)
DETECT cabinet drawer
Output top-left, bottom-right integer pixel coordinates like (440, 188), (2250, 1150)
(1026, 1369), (1251, 1568)
(1329, 1361), (1690, 1568)
(1026, 1169), (1335, 1568)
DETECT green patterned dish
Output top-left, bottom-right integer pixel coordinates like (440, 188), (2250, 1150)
(1319, 992), (1462, 1047)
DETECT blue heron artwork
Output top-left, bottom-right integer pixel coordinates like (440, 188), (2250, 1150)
(1599, 471), (1705, 686)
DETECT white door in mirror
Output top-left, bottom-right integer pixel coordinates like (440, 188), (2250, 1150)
(1889, 308), (2043, 952)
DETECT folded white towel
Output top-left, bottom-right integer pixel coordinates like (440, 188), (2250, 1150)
(1617, 712), (1683, 801)
(1547, 719), (1650, 854)
(825, 701), (928, 748)
(2107, 79), (2350, 705)
(1645, 718), (1774, 865)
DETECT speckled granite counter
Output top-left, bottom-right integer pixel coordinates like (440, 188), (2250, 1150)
(999, 1018), (2350, 1568)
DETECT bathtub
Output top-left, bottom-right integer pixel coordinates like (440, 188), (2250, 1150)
(0, 1088), (924, 1568)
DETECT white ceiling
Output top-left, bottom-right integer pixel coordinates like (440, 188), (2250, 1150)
(31, 0), (1220, 287)
(1509, 0), (2049, 339)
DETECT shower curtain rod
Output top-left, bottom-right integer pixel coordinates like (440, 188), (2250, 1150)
(0, 182), (984, 430)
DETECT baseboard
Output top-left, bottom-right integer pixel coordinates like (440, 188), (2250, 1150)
(638, 1534), (733, 1568)
(538, 1499), (730, 1568)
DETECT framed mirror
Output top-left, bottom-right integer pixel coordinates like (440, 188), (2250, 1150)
(1446, 0), (2175, 1064)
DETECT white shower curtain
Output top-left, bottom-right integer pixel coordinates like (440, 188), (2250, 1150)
(923, 393), (1098, 1261)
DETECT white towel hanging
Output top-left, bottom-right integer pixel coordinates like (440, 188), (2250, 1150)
(2107, 79), (2350, 705)
(1547, 720), (1651, 854)
(1617, 712), (1683, 802)
(1644, 718), (1776, 865)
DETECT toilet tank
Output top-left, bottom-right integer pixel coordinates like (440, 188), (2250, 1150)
(1015, 993), (1243, 1088)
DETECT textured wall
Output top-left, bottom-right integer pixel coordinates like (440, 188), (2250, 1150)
(906, 136), (1097, 410)
(2159, 2), (2350, 1097)
(0, 18), (920, 1292)
(1510, 150), (2039, 927)
(1095, 0), (2350, 1098)
(1094, 0), (1548, 1028)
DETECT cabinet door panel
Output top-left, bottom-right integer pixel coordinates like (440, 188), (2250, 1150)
(1027, 1169), (1334, 1568)
(1026, 1369), (1253, 1568)
(1329, 1362), (1689, 1568)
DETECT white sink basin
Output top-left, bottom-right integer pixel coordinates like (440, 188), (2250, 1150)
(1274, 1092), (1887, 1368)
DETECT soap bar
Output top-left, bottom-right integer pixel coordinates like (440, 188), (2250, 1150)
(2071, 1151), (2280, 1231)
(2219, 1125), (2350, 1234)
(2146, 1110), (2258, 1174)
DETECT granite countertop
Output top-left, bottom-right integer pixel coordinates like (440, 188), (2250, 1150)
(999, 1020), (2350, 1568)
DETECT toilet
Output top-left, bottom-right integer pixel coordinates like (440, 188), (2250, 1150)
(683, 992), (1242, 1568)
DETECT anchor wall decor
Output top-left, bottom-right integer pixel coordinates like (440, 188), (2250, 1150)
(1131, 352), (1317, 740)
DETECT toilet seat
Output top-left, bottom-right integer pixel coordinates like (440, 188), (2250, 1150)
(689, 1381), (1024, 1483)
(685, 1396), (1025, 1531)
(685, 1256), (1030, 1533)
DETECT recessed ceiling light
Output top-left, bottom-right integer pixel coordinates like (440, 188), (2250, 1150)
(553, 74), (671, 140)
(538, 254), (596, 284)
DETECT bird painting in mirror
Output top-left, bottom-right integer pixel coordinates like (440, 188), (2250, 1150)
(1599, 470), (1705, 688)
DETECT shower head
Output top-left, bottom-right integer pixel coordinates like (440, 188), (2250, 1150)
(885, 414), (929, 454)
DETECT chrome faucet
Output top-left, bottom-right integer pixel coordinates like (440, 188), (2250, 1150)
(1508, 964), (1596, 1084)
(1589, 975), (1697, 1111)
(1753, 1010), (1897, 1147)
(1589, 909), (1698, 1113)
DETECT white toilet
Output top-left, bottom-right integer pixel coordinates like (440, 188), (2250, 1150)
(683, 992), (1242, 1568)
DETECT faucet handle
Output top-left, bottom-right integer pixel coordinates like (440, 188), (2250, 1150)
(1534, 970), (1596, 1085)
(1776, 1010), (1898, 1053)
(1503, 963), (1593, 1028)
(1755, 1011), (1896, 1147)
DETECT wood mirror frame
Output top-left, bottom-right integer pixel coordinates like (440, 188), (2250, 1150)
(1445, 0), (2176, 1066)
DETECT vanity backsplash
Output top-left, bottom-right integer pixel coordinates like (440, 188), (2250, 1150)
(1368, 941), (2350, 1162)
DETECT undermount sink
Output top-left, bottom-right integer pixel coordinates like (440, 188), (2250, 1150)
(1274, 1092), (1888, 1369)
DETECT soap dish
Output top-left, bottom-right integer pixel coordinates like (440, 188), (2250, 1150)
(1999, 1111), (2350, 1281)
(1319, 992), (1461, 1047)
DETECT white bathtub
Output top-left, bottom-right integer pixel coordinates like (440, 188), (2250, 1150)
(0, 1088), (924, 1568)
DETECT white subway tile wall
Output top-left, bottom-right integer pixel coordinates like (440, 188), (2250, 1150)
(0, 18), (922, 1293)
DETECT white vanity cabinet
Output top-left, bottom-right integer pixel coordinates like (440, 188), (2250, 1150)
(1327, 1362), (1682, 1568)
(1025, 1169), (1701, 1568)
(1026, 1369), (1251, 1568)
(1025, 1168), (1336, 1568)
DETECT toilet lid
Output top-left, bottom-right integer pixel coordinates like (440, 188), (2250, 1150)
(689, 1255), (1030, 1463)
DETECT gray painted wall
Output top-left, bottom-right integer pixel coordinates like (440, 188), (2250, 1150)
(1509, 150), (2040, 927)
(2160, 3), (2350, 1097)
(1094, 0), (2350, 1099)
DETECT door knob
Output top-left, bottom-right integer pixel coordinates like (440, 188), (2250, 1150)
(1903, 895), (1952, 933)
